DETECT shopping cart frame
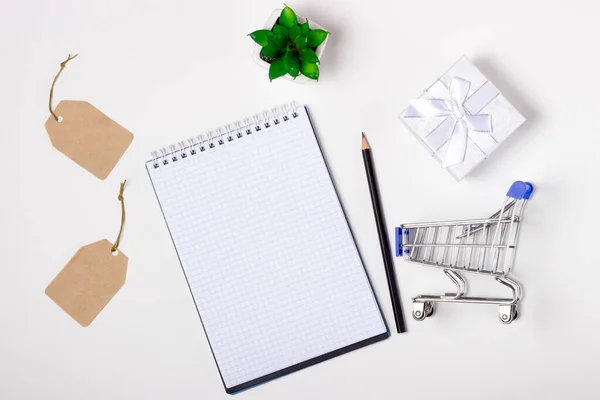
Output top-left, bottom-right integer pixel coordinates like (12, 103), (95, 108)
(395, 181), (534, 324)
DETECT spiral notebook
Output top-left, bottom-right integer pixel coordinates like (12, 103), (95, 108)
(146, 104), (388, 394)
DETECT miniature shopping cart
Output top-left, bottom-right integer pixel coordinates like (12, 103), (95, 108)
(395, 181), (534, 324)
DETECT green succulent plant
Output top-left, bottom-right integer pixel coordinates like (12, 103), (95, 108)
(249, 5), (329, 81)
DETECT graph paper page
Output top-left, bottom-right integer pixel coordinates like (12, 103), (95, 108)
(146, 106), (387, 391)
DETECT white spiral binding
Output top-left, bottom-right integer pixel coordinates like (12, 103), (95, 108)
(149, 102), (300, 169)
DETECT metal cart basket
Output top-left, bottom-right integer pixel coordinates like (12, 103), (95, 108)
(395, 181), (534, 324)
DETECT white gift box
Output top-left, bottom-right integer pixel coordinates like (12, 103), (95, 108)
(400, 56), (526, 181)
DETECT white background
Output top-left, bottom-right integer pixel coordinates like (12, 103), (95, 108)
(1, 0), (598, 399)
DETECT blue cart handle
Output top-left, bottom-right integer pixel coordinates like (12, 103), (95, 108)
(506, 181), (534, 200)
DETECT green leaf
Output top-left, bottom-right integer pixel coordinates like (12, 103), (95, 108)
(261, 44), (283, 59)
(279, 5), (298, 28)
(284, 50), (300, 78)
(295, 35), (307, 50)
(289, 25), (301, 41)
(298, 48), (319, 63)
(272, 24), (288, 37)
(307, 29), (329, 48)
(248, 29), (271, 46)
(269, 56), (287, 81)
(300, 21), (309, 36)
(300, 61), (319, 80)
(268, 33), (287, 48)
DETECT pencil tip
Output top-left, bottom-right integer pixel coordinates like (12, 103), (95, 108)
(361, 133), (370, 150)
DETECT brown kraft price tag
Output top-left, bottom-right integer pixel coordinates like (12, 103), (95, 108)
(45, 239), (128, 327)
(46, 180), (129, 327)
(45, 100), (133, 180)
(44, 55), (133, 180)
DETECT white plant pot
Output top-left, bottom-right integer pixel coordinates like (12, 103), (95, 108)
(252, 9), (329, 83)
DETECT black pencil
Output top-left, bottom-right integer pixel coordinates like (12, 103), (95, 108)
(361, 133), (406, 334)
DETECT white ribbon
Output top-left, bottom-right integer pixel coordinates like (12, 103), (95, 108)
(404, 77), (496, 168)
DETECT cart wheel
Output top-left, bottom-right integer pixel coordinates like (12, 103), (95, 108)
(499, 305), (518, 324)
(412, 302), (427, 321)
(412, 310), (427, 321)
(425, 302), (435, 317)
(499, 314), (512, 324)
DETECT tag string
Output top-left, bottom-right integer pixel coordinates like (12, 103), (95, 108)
(48, 54), (78, 121)
(112, 180), (127, 253)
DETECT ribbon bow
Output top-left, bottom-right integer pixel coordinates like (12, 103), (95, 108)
(405, 78), (493, 167)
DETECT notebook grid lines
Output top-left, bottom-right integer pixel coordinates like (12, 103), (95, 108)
(146, 105), (387, 391)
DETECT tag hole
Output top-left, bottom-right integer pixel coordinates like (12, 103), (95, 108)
(56, 116), (63, 123)
(111, 250), (119, 256)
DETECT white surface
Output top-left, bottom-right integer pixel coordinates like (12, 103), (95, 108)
(1, 0), (599, 399)
(146, 105), (386, 390)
